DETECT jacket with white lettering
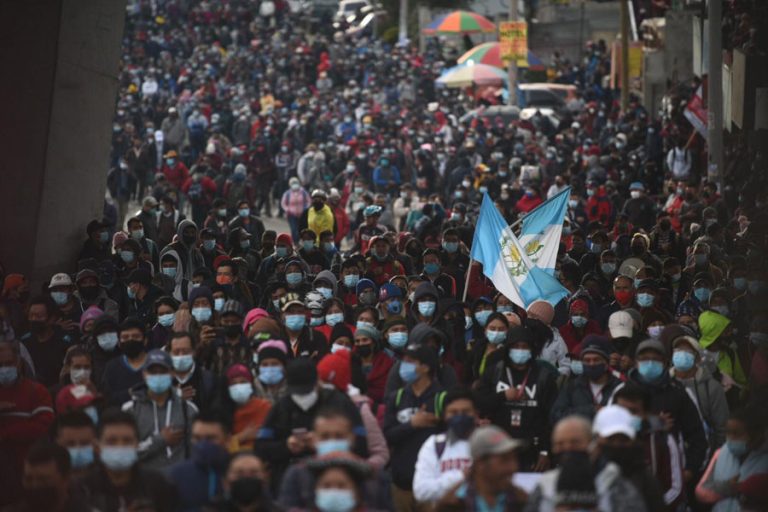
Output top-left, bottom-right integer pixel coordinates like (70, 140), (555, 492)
(413, 434), (471, 503)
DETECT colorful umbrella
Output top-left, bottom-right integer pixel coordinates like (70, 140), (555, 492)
(435, 63), (509, 88)
(423, 10), (495, 35)
(457, 42), (546, 70)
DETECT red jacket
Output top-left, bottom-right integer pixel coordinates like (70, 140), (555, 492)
(586, 187), (613, 225)
(559, 319), (604, 352)
(364, 351), (394, 405)
(364, 256), (404, 286)
(181, 176), (217, 204)
(331, 205), (351, 245)
(515, 194), (543, 213)
(162, 162), (190, 189)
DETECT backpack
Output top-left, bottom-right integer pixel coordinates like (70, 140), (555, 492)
(394, 387), (447, 418)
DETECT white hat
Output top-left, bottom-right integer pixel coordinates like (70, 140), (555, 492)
(49, 273), (73, 289)
(593, 405), (636, 440)
(608, 310), (633, 339)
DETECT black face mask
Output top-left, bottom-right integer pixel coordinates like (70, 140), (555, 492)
(28, 321), (47, 335)
(356, 345), (373, 358)
(121, 340), (145, 358)
(230, 477), (264, 505)
(447, 414), (475, 439)
(224, 324), (242, 339)
(602, 444), (644, 474)
(313, 202), (324, 210)
(583, 363), (607, 381)
(79, 286), (100, 301)
(182, 234), (197, 246)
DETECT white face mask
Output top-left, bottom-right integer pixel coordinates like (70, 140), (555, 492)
(291, 390), (319, 411)
(70, 368), (91, 384)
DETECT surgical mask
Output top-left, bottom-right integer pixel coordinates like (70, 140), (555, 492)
(464, 316), (473, 330)
(636, 292), (655, 308)
(259, 366), (284, 385)
(276, 246), (289, 258)
(0, 366), (18, 385)
(324, 242), (336, 252)
(694, 254), (708, 266)
(98, 231), (109, 243)
(637, 360), (664, 382)
(238, 208), (250, 218)
(310, 316), (324, 327)
(217, 208), (228, 217)
(315, 439), (351, 456)
(590, 243), (602, 254)
(442, 241), (459, 253)
(301, 240), (315, 251)
(120, 250), (135, 263)
(388, 331), (408, 348)
(630, 190), (641, 199)
(509, 348), (531, 365)
(286, 272), (303, 286)
(399, 361), (419, 383)
(162, 267), (177, 278)
(126, 287), (136, 299)
(693, 287), (711, 303)
(479, 186), (488, 194)
(601, 262), (616, 275)
(285, 314), (306, 331)
(68, 445), (94, 469)
(486, 330), (507, 345)
(331, 343), (348, 354)
(710, 305), (729, 316)
(568, 199), (578, 209)
(647, 325), (664, 338)
(669, 272), (682, 283)
(172, 354), (194, 372)
(291, 390), (319, 411)
(192, 307), (212, 323)
(70, 368), (91, 384)
(417, 301), (436, 316)
(732, 277), (747, 291)
(158, 313), (176, 327)
(474, 310), (492, 327)
(100, 446), (138, 471)
(726, 439), (748, 458)
(96, 332), (118, 351)
(146, 374), (172, 394)
(317, 287), (333, 300)
(343, 274), (359, 288)
(570, 360), (583, 375)
(240, 240), (250, 250)
(672, 350), (695, 372)
(356, 320), (374, 330)
(497, 305), (513, 314)
(214, 298), (225, 312)
(325, 313), (344, 326)
(571, 315), (588, 328)
(51, 291), (69, 305)
(130, 229), (144, 240)
(229, 383), (253, 404)
(315, 489), (356, 512)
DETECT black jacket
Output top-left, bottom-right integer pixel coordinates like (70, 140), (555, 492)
(79, 464), (178, 511)
(551, 373), (623, 423)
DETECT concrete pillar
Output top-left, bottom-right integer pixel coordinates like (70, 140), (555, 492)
(0, 0), (125, 286)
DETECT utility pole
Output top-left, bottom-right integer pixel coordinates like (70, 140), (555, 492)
(707, 0), (724, 190)
(620, 0), (630, 111)
(508, 0), (518, 106)
(399, 0), (408, 46)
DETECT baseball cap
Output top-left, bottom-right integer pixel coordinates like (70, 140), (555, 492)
(593, 405), (636, 439)
(579, 335), (614, 360)
(143, 349), (172, 370)
(635, 338), (667, 358)
(608, 310), (633, 339)
(629, 182), (645, 191)
(49, 273), (73, 289)
(378, 283), (402, 302)
(75, 268), (98, 284)
(469, 425), (523, 459)
(286, 357), (318, 394)
(280, 293), (304, 312)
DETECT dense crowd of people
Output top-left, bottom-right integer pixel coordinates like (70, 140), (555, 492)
(1, 0), (767, 511)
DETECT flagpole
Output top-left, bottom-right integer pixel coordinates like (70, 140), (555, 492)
(461, 187), (571, 303)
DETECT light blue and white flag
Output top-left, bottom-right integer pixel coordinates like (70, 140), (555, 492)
(519, 187), (571, 275)
(470, 194), (569, 309)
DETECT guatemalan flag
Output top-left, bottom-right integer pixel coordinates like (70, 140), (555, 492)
(519, 187), (571, 275)
(470, 193), (569, 309)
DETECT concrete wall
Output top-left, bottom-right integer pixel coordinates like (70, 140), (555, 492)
(0, 0), (125, 287)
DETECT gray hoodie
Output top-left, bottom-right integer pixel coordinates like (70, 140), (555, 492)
(672, 365), (729, 448)
(122, 386), (199, 470)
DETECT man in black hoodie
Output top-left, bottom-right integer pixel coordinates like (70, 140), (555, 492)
(160, 219), (205, 280)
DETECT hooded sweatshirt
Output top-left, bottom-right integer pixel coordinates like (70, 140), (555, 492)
(158, 248), (192, 302)
(160, 219), (205, 280)
(698, 311), (747, 390)
(672, 365), (729, 448)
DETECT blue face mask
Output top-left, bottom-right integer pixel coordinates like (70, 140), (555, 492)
(310, 316), (324, 327)
(228, 383), (253, 404)
(601, 262), (616, 275)
(317, 287), (333, 300)
(424, 262), (440, 275)
(693, 287), (711, 303)
(325, 313), (344, 326)
(417, 301), (436, 317)
(126, 287), (136, 300)
(145, 374), (172, 394)
(571, 360), (583, 375)
(259, 366), (284, 385)
(442, 241), (459, 253)
(571, 315), (588, 328)
(637, 360), (664, 382)
(301, 240), (315, 251)
(343, 274), (360, 288)
(120, 250), (135, 263)
(100, 446), (138, 471)
(0, 366), (18, 385)
(192, 307), (212, 323)
(51, 291), (69, 305)
(386, 300), (402, 315)
(202, 239), (216, 251)
(486, 330), (507, 345)
(726, 439), (748, 458)
(636, 292), (654, 308)
(276, 246), (289, 258)
(98, 231), (109, 244)
(285, 314), (306, 331)
(474, 310), (492, 327)
(732, 277), (747, 291)
(399, 361), (419, 383)
(214, 298), (225, 312)
(158, 313), (175, 327)
(497, 305), (514, 314)
(324, 242), (336, 252)
(672, 350), (695, 372)
(238, 208), (250, 218)
(172, 354), (194, 372)
(315, 439), (351, 456)
(315, 489), (356, 512)
(356, 320), (374, 330)
(161, 267), (177, 278)
(68, 445), (94, 469)
(509, 348), (532, 365)
(286, 272), (303, 286)
(388, 331), (408, 348)
(240, 240), (250, 250)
